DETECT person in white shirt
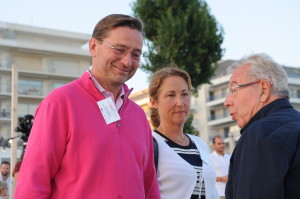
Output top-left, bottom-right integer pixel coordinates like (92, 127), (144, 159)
(210, 136), (231, 199)
(0, 181), (8, 199)
(0, 162), (10, 198)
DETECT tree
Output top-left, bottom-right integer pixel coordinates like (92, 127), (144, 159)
(131, 0), (224, 89)
(184, 114), (199, 136)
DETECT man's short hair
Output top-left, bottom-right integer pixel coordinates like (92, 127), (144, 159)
(227, 53), (290, 98)
(212, 135), (223, 144)
(92, 14), (144, 40)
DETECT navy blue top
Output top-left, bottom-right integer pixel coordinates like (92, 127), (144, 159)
(226, 98), (300, 199)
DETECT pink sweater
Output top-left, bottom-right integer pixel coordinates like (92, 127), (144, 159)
(14, 72), (160, 199)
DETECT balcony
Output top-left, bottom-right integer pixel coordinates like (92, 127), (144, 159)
(207, 112), (233, 126)
(207, 92), (227, 107)
(0, 36), (90, 57)
(0, 110), (10, 123)
(210, 74), (230, 85)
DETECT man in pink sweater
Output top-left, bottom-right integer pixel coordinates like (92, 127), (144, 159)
(14, 14), (160, 199)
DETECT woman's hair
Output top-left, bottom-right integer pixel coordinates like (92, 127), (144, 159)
(227, 53), (290, 98)
(148, 66), (192, 128)
(0, 181), (7, 194)
(92, 14), (144, 39)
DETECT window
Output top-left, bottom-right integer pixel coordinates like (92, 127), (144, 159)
(222, 88), (227, 98)
(223, 108), (229, 117)
(53, 82), (66, 89)
(210, 110), (216, 120)
(47, 59), (80, 76)
(18, 79), (42, 95)
(19, 103), (38, 116)
(224, 127), (229, 138)
(209, 91), (214, 101)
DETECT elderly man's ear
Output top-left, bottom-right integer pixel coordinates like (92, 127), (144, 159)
(259, 81), (272, 102)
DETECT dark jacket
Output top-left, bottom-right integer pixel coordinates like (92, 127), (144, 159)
(225, 98), (300, 199)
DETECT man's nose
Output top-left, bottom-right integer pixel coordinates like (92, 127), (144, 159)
(224, 95), (231, 107)
(120, 52), (133, 67)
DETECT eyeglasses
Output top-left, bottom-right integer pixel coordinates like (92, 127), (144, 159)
(97, 39), (143, 60)
(227, 81), (261, 96)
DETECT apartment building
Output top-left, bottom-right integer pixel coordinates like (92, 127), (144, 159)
(130, 60), (300, 153)
(0, 21), (91, 159)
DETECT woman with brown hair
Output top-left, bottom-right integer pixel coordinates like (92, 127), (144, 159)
(149, 66), (218, 199)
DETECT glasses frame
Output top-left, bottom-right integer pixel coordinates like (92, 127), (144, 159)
(227, 81), (261, 96)
(97, 39), (143, 60)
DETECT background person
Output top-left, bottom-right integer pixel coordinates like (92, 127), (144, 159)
(0, 162), (9, 198)
(0, 181), (8, 199)
(224, 53), (300, 199)
(149, 67), (218, 199)
(15, 14), (160, 199)
(210, 135), (230, 199)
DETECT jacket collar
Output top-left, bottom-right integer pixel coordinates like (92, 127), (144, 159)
(241, 98), (293, 134)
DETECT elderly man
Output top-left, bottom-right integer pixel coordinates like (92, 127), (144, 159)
(224, 53), (300, 199)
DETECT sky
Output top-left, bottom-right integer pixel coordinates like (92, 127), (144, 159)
(1, 0), (299, 92)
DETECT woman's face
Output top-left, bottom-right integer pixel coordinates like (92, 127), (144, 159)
(151, 76), (191, 127)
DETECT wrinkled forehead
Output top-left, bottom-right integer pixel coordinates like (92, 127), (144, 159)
(229, 64), (251, 86)
(106, 27), (144, 49)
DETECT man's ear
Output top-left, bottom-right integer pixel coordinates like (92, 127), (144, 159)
(89, 38), (97, 57)
(260, 80), (271, 102)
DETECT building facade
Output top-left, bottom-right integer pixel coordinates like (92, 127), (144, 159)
(0, 21), (91, 160)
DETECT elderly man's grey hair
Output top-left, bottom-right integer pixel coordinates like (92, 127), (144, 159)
(227, 53), (290, 98)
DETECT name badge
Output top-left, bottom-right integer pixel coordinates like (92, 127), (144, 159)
(97, 98), (121, 124)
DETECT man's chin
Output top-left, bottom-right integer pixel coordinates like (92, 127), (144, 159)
(116, 74), (134, 84)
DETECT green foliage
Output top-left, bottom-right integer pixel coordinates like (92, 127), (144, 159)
(184, 114), (199, 136)
(131, 0), (224, 88)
